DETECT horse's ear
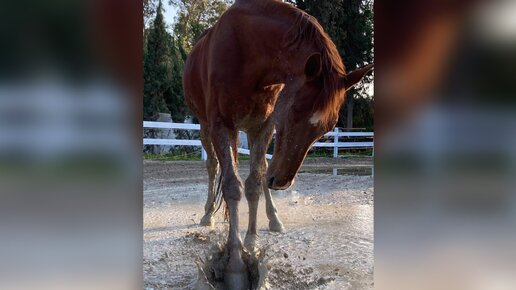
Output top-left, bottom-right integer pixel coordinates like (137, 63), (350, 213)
(305, 53), (322, 80)
(343, 63), (374, 91)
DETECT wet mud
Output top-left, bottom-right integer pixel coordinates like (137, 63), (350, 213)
(144, 158), (373, 289)
(194, 239), (269, 290)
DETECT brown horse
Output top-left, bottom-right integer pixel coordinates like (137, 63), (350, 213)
(183, 0), (373, 288)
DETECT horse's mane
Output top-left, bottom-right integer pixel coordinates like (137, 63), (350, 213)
(280, 4), (346, 126)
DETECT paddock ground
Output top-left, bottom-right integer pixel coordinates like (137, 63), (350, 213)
(144, 157), (374, 289)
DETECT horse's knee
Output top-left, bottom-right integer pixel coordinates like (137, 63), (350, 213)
(244, 175), (262, 201)
(222, 175), (243, 201)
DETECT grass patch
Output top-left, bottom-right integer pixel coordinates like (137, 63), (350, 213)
(144, 148), (373, 161)
(144, 152), (252, 161)
(144, 152), (202, 161)
(307, 148), (373, 158)
(238, 154), (251, 161)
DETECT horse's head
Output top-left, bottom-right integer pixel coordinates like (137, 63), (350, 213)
(266, 57), (373, 190)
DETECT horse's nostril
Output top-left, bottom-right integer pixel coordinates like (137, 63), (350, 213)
(268, 176), (275, 188)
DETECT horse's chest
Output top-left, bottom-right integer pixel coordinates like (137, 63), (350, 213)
(234, 103), (273, 130)
(234, 85), (283, 129)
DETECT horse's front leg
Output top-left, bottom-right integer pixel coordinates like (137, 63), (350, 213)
(243, 130), (266, 252)
(244, 121), (284, 252)
(256, 123), (284, 233)
(263, 180), (285, 232)
(210, 122), (249, 290)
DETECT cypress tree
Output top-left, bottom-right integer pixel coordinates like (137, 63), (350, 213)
(165, 35), (187, 122)
(144, 0), (171, 121)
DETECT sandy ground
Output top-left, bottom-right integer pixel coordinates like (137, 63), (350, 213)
(144, 158), (374, 290)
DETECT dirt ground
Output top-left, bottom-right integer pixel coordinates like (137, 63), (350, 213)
(144, 157), (374, 290)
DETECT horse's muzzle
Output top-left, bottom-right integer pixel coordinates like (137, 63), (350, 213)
(267, 175), (293, 190)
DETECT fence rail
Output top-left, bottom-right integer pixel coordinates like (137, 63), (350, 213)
(143, 121), (373, 160)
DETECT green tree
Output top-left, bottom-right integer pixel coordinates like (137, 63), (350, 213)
(288, 0), (374, 129)
(170, 0), (231, 52)
(165, 34), (188, 122)
(143, 0), (156, 27)
(144, 0), (171, 120)
(351, 96), (374, 130)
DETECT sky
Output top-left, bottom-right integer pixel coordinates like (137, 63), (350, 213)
(162, 3), (178, 31)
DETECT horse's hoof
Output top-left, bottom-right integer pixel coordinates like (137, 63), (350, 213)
(244, 234), (259, 252)
(199, 214), (214, 227)
(269, 219), (285, 233)
(224, 270), (250, 290)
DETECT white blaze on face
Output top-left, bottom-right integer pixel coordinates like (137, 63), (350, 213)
(309, 111), (322, 126)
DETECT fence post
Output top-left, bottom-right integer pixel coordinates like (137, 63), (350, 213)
(333, 127), (339, 158)
(201, 147), (207, 161)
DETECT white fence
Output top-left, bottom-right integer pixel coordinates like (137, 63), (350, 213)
(143, 121), (373, 160)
